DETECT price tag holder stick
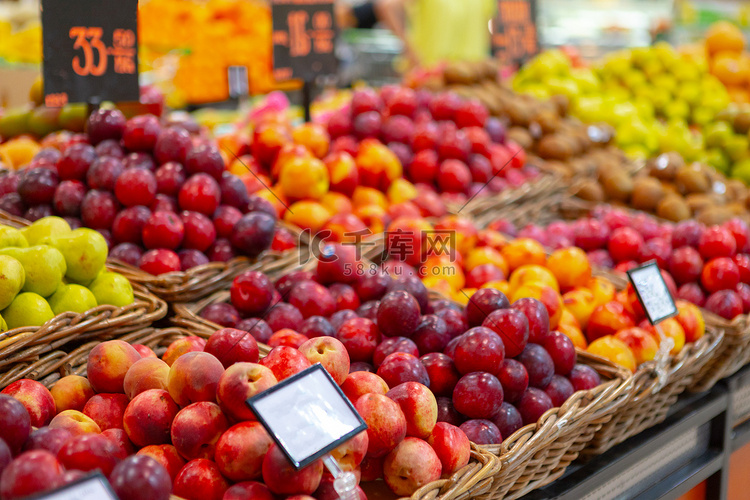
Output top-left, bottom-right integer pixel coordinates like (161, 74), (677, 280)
(627, 260), (678, 391)
(302, 79), (313, 123)
(247, 363), (367, 500)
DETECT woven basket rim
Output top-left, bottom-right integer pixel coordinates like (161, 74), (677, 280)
(0, 275), (167, 370)
(0, 209), (307, 303)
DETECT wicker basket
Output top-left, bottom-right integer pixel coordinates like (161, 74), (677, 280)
(445, 171), (565, 221)
(0, 327), (189, 389)
(578, 269), (725, 456)
(174, 289), (637, 499)
(478, 351), (632, 499)
(0, 209), (306, 304)
(2, 326), (502, 500)
(690, 312), (750, 393)
(0, 279), (167, 379)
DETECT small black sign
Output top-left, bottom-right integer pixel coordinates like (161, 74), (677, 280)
(627, 261), (679, 325)
(228, 66), (250, 98)
(492, 0), (538, 66)
(271, 0), (338, 82)
(41, 0), (140, 107)
(247, 363), (367, 470)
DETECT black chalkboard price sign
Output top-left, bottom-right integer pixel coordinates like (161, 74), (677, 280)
(271, 0), (338, 82)
(41, 0), (140, 108)
(492, 0), (539, 66)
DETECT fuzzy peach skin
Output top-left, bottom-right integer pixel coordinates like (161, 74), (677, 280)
(1, 379), (56, 428)
(354, 393), (407, 458)
(297, 337), (350, 385)
(427, 422), (471, 478)
(167, 351), (225, 407)
(50, 375), (95, 413)
(124, 357), (170, 399)
(386, 382), (438, 439)
(383, 437), (442, 496)
(162, 336), (207, 366)
(49, 410), (101, 436)
(216, 363), (277, 422)
(82, 393), (129, 431)
(171, 402), (228, 461)
(262, 444), (323, 496)
(137, 445), (186, 481)
(86, 340), (142, 393)
(123, 389), (179, 447)
(329, 430), (368, 471)
(341, 372), (389, 403)
(214, 421), (273, 482)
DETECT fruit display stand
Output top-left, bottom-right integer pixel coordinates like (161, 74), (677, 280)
(63, 327), (501, 500)
(171, 288), (633, 500)
(0, 279), (167, 385)
(475, 196), (729, 455)
(485, 193), (750, 395)
(0, 207), (306, 304)
(480, 350), (631, 500)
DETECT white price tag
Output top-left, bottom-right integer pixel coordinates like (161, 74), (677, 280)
(627, 260), (678, 325)
(31, 472), (116, 500)
(247, 363), (367, 469)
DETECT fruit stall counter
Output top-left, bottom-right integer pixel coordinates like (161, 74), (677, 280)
(517, 361), (750, 500)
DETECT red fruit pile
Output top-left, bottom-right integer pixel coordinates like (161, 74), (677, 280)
(324, 86), (539, 205)
(0, 109), (287, 276)
(207, 245), (602, 447)
(494, 206), (750, 320)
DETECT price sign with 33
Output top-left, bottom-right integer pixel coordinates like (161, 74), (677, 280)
(41, 0), (139, 107)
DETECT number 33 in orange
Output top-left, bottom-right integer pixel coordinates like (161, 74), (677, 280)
(70, 27), (107, 76)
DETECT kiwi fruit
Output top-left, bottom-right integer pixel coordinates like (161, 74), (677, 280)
(675, 166), (710, 194)
(657, 195), (691, 222)
(507, 127), (533, 150)
(696, 206), (734, 225)
(537, 135), (574, 161)
(575, 180), (605, 202)
(504, 100), (533, 127)
(685, 193), (717, 214)
(726, 180), (747, 202)
(631, 177), (665, 211)
(534, 110), (561, 134)
(648, 154), (678, 180)
(601, 170), (634, 202)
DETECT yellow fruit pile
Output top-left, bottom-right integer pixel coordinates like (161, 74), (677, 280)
(701, 21), (750, 104)
(0, 217), (134, 331)
(0, 4), (42, 65)
(139, 0), (279, 105)
(514, 43), (730, 163)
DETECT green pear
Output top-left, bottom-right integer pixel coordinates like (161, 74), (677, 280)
(0, 225), (28, 249)
(0, 245), (66, 297)
(0, 255), (25, 310)
(0, 313), (7, 332)
(2, 292), (55, 329)
(43, 228), (107, 284)
(48, 284), (98, 315)
(20, 216), (71, 246)
(88, 271), (134, 307)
